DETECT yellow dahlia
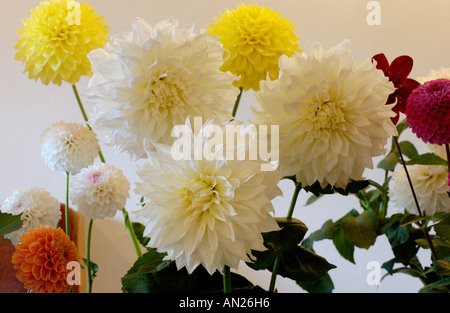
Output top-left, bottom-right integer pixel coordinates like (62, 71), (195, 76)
(15, 0), (109, 86)
(207, 3), (301, 91)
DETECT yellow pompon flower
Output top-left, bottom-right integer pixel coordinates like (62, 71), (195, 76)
(15, 0), (109, 86)
(207, 3), (301, 91)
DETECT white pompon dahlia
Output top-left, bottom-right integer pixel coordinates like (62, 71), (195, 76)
(1, 187), (61, 244)
(134, 119), (281, 274)
(252, 41), (398, 188)
(40, 122), (99, 175)
(416, 67), (450, 84)
(86, 18), (240, 160)
(389, 164), (450, 215)
(70, 163), (130, 219)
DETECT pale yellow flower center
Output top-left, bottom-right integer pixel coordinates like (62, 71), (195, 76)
(309, 101), (346, 131)
(144, 67), (188, 120)
(183, 173), (237, 219)
(146, 76), (183, 109)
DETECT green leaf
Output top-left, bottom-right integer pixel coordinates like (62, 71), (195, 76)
(296, 273), (334, 293)
(268, 217), (309, 250)
(0, 212), (23, 236)
(122, 261), (257, 293)
(432, 238), (450, 260)
(340, 211), (379, 249)
(131, 222), (150, 248)
(332, 227), (355, 263)
(335, 180), (370, 195)
(377, 151), (399, 172)
(246, 217), (308, 271)
(433, 258), (450, 276)
(393, 228), (424, 264)
(434, 215), (450, 240)
(403, 153), (447, 166)
(275, 245), (336, 282)
(320, 219), (335, 240)
(419, 278), (450, 293)
(396, 119), (410, 136)
(82, 258), (99, 278)
(399, 212), (425, 226)
(247, 219), (335, 285)
(305, 193), (324, 206)
(302, 181), (334, 197)
(124, 249), (169, 277)
(381, 258), (397, 275)
(398, 141), (419, 159)
(386, 213), (410, 247)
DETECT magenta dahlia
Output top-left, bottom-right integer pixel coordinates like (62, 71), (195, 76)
(406, 78), (450, 145)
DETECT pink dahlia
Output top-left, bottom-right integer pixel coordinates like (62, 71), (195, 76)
(406, 78), (450, 145)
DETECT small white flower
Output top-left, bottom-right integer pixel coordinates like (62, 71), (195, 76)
(1, 187), (61, 244)
(416, 67), (450, 84)
(389, 164), (450, 215)
(70, 163), (130, 219)
(40, 121), (99, 175)
(134, 119), (281, 274)
(86, 18), (240, 160)
(252, 41), (397, 188)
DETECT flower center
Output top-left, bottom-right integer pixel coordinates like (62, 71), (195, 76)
(184, 178), (216, 209)
(88, 172), (103, 184)
(183, 173), (237, 217)
(309, 101), (346, 131)
(144, 66), (188, 119)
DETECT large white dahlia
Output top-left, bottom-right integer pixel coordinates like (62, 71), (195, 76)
(70, 163), (130, 219)
(389, 164), (450, 215)
(134, 120), (281, 274)
(1, 187), (61, 244)
(252, 41), (398, 188)
(86, 18), (240, 160)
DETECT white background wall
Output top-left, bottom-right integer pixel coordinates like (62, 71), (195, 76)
(1, 0), (449, 293)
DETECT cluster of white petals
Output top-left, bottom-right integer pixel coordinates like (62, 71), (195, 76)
(252, 41), (397, 188)
(70, 163), (130, 219)
(134, 119), (281, 274)
(86, 18), (240, 160)
(416, 67), (450, 84)
(40, 121), (99, 175)
(1, 187), (61, 244)
(389, 164), (450, 215)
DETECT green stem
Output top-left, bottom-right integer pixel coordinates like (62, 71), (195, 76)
(71, 84), (141, 259)
(269, 180), (302, 292)
(394, 136), (439, 261)
(368, 179), (388, 217)
(223, 265), (232, 293)
(122, 208), (143, 258)
(268, 254), (281, 293)
(286, 182), (302, 219)
(72, 84), (105, 163)
(231, 87), (244, 119)
(65, 172), (70, 237)
(87, 218), (93, 293)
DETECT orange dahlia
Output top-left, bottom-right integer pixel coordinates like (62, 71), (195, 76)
(11, 225), (80, 293)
